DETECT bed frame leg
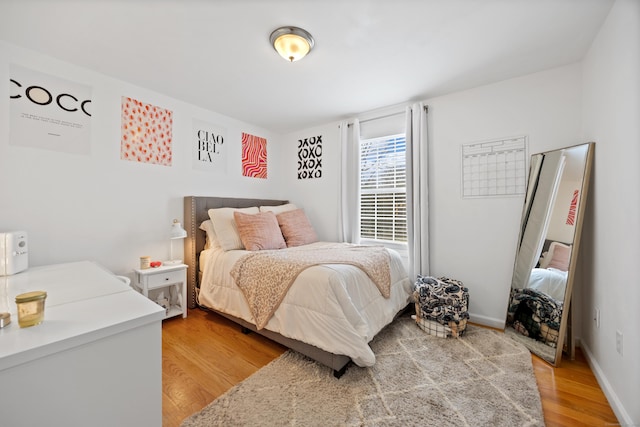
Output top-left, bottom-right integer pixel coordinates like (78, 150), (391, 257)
(241, 327), (252, 335)
(333, 364), (348, 379)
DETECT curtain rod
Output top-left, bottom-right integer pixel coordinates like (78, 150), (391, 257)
(343, 105), (428, 127)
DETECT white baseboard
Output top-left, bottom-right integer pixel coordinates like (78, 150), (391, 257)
(468, 312), (505, 329)
(580, 342), (631, 426)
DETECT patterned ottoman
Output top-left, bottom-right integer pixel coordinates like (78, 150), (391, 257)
(412, 275), (470, 338)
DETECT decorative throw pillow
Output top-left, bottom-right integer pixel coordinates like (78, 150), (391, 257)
(259, 203), (297, 215)
(276, 209), (318, 247)
(233, 211), (286, 251)
(199, 220), (221, 250)
(208, 207), (259, 250)
(546, 242), (572, 272)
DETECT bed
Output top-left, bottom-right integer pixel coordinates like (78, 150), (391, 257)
(526, 267), (567, 301)
(183, 196), (413, 377)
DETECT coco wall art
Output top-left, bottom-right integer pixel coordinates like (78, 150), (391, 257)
(120, 97), (173, 166)
(193, 119), (227, 173)
(241, 132), (267, 179)
(297, 135), (322, 179)
(9, 64), (92, 154)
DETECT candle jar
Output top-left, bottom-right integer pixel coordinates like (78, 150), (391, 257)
(140, 256), (151, 269)
(15, 291), (47, 328)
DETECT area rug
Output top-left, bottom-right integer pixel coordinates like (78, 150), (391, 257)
(181, 315), (544, 427)
(504, 325), (556, 363)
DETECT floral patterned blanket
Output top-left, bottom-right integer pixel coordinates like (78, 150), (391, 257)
(507, 287), (563, 347)
(230, 244), (391, 329)
(413, 276), (470, 337)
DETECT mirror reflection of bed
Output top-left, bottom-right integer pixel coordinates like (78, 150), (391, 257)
(529, 241), (571, 300)
(505, 143), (593, 365)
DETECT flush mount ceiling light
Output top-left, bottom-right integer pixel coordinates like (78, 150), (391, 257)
(270, 26), (315, 62)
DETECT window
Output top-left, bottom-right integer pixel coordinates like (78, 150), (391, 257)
(359, 134), (407, 244)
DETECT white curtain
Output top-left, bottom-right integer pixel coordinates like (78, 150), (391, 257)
(406, 102), (430, 280)
(338, 119), (360, 243)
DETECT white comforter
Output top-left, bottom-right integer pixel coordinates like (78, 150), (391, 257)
(527, 267), (568, 301)
(198, 241), (413, 367)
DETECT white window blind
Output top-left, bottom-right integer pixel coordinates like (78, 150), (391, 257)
(359, 134), (407, 243)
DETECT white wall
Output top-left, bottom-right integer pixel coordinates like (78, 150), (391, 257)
(0, 41), (285, 278)
(285, 65), (584, 329)
(580, 0), (640, 424)
(276, 123), (343, 243)
(425, 65), (583, 328)
(546, 177), (581, 244)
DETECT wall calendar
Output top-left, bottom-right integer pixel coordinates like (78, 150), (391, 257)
(461, 136), (527, 198)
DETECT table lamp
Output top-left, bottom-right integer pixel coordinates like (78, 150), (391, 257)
(166, 219), (187, 265)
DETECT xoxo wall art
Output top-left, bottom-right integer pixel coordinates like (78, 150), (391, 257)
(297, 135), (322, 179)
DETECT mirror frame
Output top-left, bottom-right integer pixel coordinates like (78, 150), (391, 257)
(506, 142), (594, 366)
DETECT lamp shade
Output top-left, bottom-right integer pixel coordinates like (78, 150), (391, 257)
(270, 26), (314, 62)
(170, 219), (187, 239)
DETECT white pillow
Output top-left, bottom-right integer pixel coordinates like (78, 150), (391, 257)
(259, 203), (297, 215)
(208, 207), (259, 250)
(199, 220), (221, 250)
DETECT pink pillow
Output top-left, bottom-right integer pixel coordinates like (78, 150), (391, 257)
(276, 209), (318, 247)
(547, 242), (572, 271)
(233, 211), (286, 251)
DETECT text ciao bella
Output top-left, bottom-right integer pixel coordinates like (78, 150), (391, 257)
(196, 129), (223, 162)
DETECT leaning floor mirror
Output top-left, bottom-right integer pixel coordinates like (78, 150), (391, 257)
(505, 142), (594, 366)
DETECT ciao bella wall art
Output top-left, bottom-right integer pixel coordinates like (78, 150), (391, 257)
(193, 119), (227, 173)
(298, 135), (322, 179)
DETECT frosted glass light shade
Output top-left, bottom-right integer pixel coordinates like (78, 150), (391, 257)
(270, 27), (314, 62)
(167, 219), (187, 264)
(170, 219), (187, 239)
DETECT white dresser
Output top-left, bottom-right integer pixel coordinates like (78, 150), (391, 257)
(0, 261), (165, 427)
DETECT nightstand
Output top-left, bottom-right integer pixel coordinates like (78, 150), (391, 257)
(133, 263), (188, 319)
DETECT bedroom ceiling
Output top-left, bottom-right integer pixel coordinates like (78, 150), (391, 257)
(0, 0), (614, 134)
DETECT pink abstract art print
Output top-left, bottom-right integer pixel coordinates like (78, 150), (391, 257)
(566, 189), (579, 225)
(121, 97), (173, 166)
(241, 132), (267, 178)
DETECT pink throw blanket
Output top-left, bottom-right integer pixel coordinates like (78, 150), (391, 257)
(230, 244), (391, 329)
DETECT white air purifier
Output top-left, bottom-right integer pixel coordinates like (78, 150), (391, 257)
(0, 231), (29, 276)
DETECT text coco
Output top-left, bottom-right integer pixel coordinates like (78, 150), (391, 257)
(10, 79), (92, 117)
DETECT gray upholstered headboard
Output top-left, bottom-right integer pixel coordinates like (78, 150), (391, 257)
(183, 196), (288, 308)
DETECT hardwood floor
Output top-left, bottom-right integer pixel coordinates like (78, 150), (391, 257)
(532, 351), (618, 426)
(162, 308), (618, 427)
